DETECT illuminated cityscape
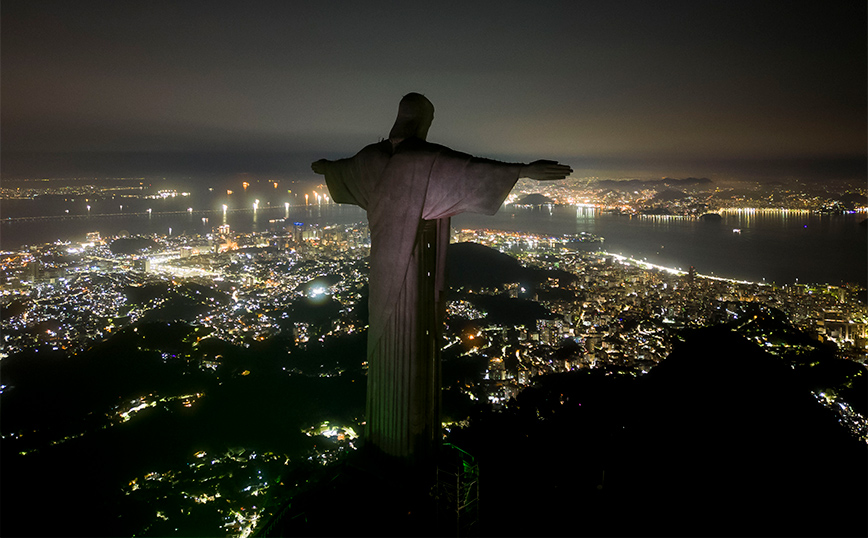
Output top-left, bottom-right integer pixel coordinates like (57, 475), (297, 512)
(1, 176), (866, 536)
(2, 1), (866, 534)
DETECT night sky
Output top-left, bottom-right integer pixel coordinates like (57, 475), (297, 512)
(2, 1), (865, 178)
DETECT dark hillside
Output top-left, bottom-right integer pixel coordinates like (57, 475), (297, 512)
(445, 326), (867, 537)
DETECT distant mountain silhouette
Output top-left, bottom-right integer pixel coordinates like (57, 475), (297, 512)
(515, 193), (555, 205)
(110, 236), (159, 255)
(445, 242), (571, 325)
(595, 177), (712, 190)
(446, 242), (531, 290)
(124, 281), (230, 323)
(652, 188), (688, 201)
(640, 207), (673, 215)
(446, 242), (578, 291)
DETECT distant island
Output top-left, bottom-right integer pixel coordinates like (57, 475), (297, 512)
(640, 207), (673, 216)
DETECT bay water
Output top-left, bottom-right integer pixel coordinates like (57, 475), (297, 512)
(2, 192), (865, 288)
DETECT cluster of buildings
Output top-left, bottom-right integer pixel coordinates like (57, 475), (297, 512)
(0, 181), (147, 201)
(0, 222), (372, 357)
(2, 219), (865, 371)
(507, 176), (866, 215)
(123, 447), (292, 538)
(436, 229), (867, 410)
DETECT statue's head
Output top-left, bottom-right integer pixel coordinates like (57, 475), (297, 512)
(389, 93), (435, 141)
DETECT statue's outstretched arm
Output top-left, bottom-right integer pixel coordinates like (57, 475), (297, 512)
(520, 160), (572, 181)
(311, 159), (330, 175)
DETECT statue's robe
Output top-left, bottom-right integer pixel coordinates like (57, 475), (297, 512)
(324, 137), (521, 465)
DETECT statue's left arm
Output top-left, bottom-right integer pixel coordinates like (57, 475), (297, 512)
(312, 157), (363, 207)
(312, 142), (391, 210)
(421, 148), (571, 220)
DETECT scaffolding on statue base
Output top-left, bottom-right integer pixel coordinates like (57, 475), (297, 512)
(435, 443), (479, 536)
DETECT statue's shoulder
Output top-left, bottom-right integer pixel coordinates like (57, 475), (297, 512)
(359, 139), (393, 155)
(350, 140), (393, 164)
(394, 138), (454, 155)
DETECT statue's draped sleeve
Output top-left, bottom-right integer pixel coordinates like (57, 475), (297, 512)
(420, 145), (522, 219)
(323, 141), (392, 210)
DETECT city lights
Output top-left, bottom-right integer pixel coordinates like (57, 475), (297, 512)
(2, 176), (865, 538)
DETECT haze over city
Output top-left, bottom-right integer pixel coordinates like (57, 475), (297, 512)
(2, 1), (865, 180)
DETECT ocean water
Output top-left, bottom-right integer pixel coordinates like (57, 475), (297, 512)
(2, 192), (865, 288)
(456, 206), (867, 287)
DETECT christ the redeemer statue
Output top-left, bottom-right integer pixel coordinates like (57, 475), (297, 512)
(312, 93), (571, 468)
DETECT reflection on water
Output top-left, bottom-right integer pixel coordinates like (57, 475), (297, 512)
(455, 205), (866, 287)
(2, 198), (865, 287)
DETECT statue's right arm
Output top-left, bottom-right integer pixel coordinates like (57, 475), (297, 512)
(311, 159), (330, 175)
(313, 156), (365, 207)
(520, 160), (573, 181)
